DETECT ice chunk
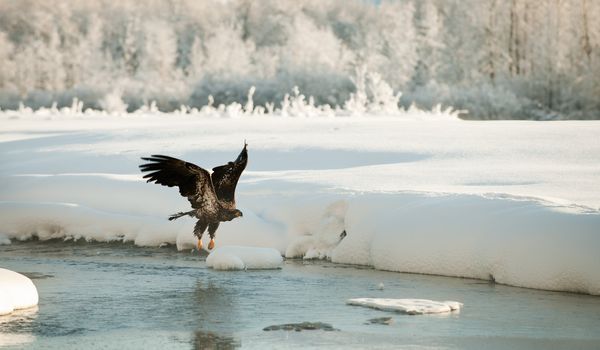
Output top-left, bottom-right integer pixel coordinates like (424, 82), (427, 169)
(347, 298), (462, 315)
(0, 268), (39, 315)
(206, 246), (283, 270)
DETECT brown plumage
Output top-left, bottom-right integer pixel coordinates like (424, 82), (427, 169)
(139, 142), (248, 250)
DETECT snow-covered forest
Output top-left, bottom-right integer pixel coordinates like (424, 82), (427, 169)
(0, 0), (598, 119)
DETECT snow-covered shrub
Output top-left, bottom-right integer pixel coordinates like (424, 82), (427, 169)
(448, 83), (527, 120)
(99, 90), (128, 114)
(188, 69), (354, 110)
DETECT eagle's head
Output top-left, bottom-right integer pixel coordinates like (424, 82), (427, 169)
(226, 209), (243, 221)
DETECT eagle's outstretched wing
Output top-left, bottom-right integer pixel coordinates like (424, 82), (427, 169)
(139, 155), (220, 213)
(211, 143), (248, 209)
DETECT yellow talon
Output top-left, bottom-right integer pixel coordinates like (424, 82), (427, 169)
(208, 239), (215, 250)
(197, 239), (203, 250)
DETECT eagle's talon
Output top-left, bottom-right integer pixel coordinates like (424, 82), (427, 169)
(208, 239), (215, 250)
(197, 239), (203, 251)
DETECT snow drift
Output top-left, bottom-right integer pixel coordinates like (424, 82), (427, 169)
(1, 112), (599, 295)
(333, 194), (600, 295)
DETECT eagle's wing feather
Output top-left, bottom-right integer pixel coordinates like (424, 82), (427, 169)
(211, 143), (248, 209)
(139, 155), (220, 212)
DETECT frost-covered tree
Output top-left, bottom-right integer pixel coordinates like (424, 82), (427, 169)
(374, 1), (417, 88)
(410, 0), (442, 88)
(0, 0), (598, 118)
(77, 15), (107, 87)
(202, 24), (255, 78)
(138, 20), (178, 83)
(0, 32), (15, 91)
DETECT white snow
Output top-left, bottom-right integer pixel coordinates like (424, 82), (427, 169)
(206, 246), (283, 270)
(0, 268), (39, 315)
(347, 298), (462, 315)
(331, 193), (600, 294)
(1, 111), (600, 294)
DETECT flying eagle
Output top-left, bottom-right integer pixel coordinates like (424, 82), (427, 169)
(139, 143), (248, 250)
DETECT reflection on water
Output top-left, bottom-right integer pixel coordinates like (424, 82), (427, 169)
(193, 280), (239, 333)
(0, 333), (36, 348)
(0, 306), (38, 347)
(193, 331), (240, 350)
(20, 272), (55, 280)
(191, 279), (242, 349)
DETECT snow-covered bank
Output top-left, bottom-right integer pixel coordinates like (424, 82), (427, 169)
(2, 190), (598, 294)
(0, 268), (39, 315)
(334, 193), (600, 295)
(1, 112), (599, 294)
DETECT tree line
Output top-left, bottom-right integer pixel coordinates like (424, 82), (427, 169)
(0, 0), (598, 119)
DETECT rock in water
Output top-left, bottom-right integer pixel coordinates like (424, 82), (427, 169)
(366, 317), (394, 325)
(263, 322), (339, 332)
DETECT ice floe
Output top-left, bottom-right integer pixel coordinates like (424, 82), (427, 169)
(347, 298), (462, 315)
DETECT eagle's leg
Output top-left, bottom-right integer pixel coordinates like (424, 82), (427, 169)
(207, 222), (220, 250)
(169, 210), (195, 221)
(194, 220), (208, 250)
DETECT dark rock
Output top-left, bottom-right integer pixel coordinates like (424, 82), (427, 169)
(365, 317), (394, 325)
(263, 322), (339, 332)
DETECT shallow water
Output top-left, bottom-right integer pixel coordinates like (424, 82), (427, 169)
(1, 240), (599, 349)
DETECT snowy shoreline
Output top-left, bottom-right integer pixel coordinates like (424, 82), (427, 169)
(1, 112), (599, 295)
(2, 190), (598, 295)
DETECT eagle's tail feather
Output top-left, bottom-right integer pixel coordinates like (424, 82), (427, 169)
(169, 211), (194, 221)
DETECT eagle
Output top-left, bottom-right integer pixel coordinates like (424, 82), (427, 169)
(139, 142), (248, 250)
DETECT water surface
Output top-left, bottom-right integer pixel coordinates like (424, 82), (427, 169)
(1, 240), (599, 349)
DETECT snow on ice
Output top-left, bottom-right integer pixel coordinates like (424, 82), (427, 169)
(1, 111), (600, 294)
(347, 298), (462, 315)
(206, 246), (283, 270)
(0, 268), (39, 315)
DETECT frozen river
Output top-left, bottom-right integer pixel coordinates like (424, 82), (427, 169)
(1, 240), (599, 349)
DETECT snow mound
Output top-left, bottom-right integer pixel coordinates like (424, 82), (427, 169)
(332, 193), (600, 295)
(347, 298), (462, 315)
(0, 268), (39, 315)
(206, 246), (283, 271)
